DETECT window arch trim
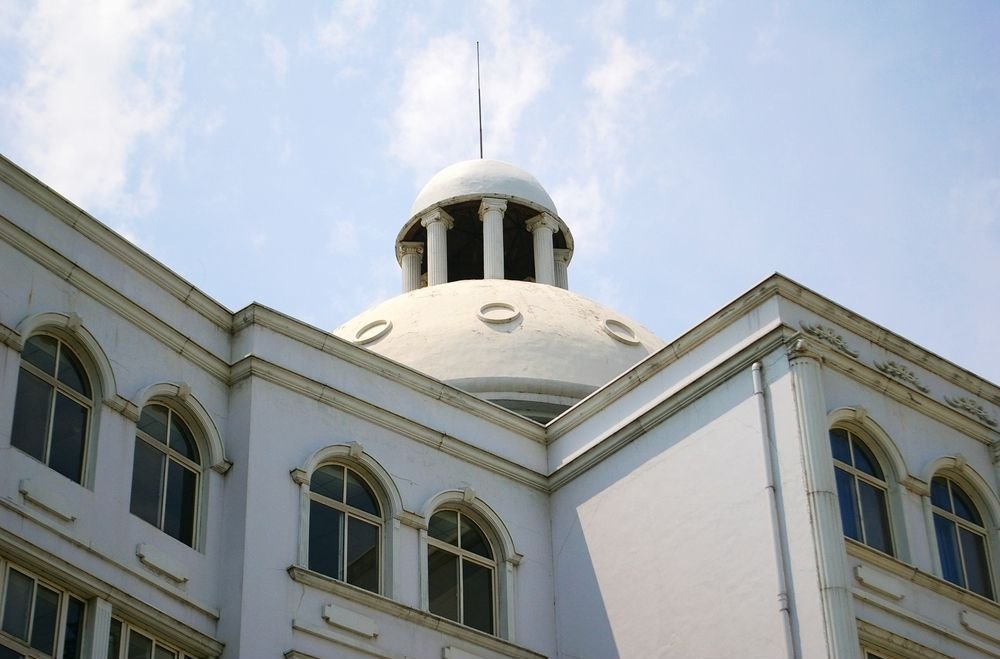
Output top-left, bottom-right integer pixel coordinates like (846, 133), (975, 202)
(826, 408), (909, 481)
(920, 457), (1000, 529)
(133, 382), (229, 473)
(15, 312), (117, 402)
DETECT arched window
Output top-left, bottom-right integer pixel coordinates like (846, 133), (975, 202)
(931, 476), (994, 599)
(830, 427), (893, 555)
(10, 334), (93, 483)
(308, 464), (382, 593)
(130, 403), (201, 547)
(426, 509), (497, 634)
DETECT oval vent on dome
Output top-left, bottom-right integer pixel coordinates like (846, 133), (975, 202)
(603, 319), (640, 346)
(354, 319), (392, 345)
(477, 302), (521, 325)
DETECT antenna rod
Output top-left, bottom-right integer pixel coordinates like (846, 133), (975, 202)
(477, 41), (483, 159)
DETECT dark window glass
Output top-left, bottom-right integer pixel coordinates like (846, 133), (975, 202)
(107, 619), (122, 659)
(960, 527), (994, 599)
(310, 465), (345, 502)
(931, 477), (951, 509)
(462, 560), (494, 634)
(428, 546), (459, 622)
(429, 510), (459, 545)
(29, 584), (59, 655)
(22, 335), (57, 374)
(126, 631), (153, 659)
(137, 406), (168, 445)
(62, 597), (85, 659)
(11, 370), (52, 462)
(153, 647), (176, 659)
(858, 481), (892, 554)
(834, 467), (861, 541)
(130, 440), (165, 527)
(346, 470), (380, 516)
(48, 394), (88, 482)
(461, 516), (493, 559)
(1, 570), (33, 641)
(0, 644), (24, 658)
(309, 500), (344, 579)
(934, 514), (963, 587)
(346, 517), (379, 593)
(829, 428), (851, 464)
(951, 486), (982, 525)
(168, 418), (198, 463)
(164, 462), (198, 546)
(57, 347), (90, 397)
(851, 440), (882, 479)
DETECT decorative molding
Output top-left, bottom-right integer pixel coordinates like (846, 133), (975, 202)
(19, 480), (77, 522)
(944, 396), (997, 427)
(799, 321), (860, 357)
(292, 621), (398, 659)
(874, 360), (930, 393)
(443, 647), (487, 659)
(135, 543), (188, 584)
(857, 619), (955, 659)
(322, 603), (379, 638)
(901, 476), (929, 497)
(854, 565), (905, 601)
(960, 609), (1000, 643)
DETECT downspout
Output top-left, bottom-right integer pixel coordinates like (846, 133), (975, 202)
(753, 361), (799, 659)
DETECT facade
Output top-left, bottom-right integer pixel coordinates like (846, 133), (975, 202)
(0, 152), (997, 659)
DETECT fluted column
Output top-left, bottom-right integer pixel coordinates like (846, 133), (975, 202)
(420, 209), (454, 286)
(788, 339), (860, 659)
(553, 248), (571, 290)
(479, 198), (508, 279)
(83, 597), (112, 659)
(526, 213), (560, 286)
(398, 242), (424, 293)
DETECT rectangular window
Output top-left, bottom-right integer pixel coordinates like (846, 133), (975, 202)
(0, 563), (86, 659)
(106, 619), (195, 659)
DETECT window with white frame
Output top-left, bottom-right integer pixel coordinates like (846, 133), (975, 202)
(0, 562), (85, 659)
(930, 475), (994, 600)
(106, 618), (198, 659)
(129, 403), (201, 547)
(308, 464), (382, 593)
(10, 334), (94, 484)
(830, 427), (894, 555)
(426, 509), (497, 634)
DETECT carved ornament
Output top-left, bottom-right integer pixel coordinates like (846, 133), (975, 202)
(943, 396), (997, 427)
(874, 360), (930, 393)
(799, 322), (859, 358)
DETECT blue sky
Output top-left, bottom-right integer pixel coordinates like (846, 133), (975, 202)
(1, 1), (998, 382)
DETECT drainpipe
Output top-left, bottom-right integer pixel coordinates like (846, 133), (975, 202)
(753, 361), (799, 659)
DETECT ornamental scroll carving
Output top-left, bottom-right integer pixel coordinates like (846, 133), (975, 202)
(799, 322), (860, 358)
(874, 360), (930, 393)
(944, 396), (998, 428)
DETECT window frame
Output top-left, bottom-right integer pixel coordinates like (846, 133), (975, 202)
(930, 474), (995, 600)
(830, 426), (895, 556)
(0, 560), (86, 659)
(307, 463), (385, 594)
(129, 401), (204, 549)
(10, 332), (96, 485)
(106, 617), (199, 659)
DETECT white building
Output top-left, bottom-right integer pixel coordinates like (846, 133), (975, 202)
(0, 154), (998, 658)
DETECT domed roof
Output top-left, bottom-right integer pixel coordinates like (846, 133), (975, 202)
(409, 159), (558, 220)
(334, 280), (664, 413)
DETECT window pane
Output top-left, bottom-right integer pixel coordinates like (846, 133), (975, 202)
(858, 481), (892, 555)
(959, 527), (994, 600)
(137, 406), (169, 445)
(49, 393), (88, 482)
(1, 570), (33, 641)
(56, 346), (90, 398)
(346, 517), (379, 593)
(345, 470), (380, 516)
(428, 546), (459, 622)
(22, 335), (58, 375)
(168, 416), (199, 463)
(934, 514), (964, 587)
(462, 560), (494, 634)
(950, 485), (982, 525)
(429, 510), (459, 546)
(309, 501), (344, 579)
(164, 461), (198, 546)
(829, 428), (851, 464)
(153, 647), (176, 659)
(0, 644), (24, 659)
(460, 516), (493, 559)
(130, 440), (165, 527)
(29, 584), (59, 654)
(107, 619), (122, 659)
(310, 465), (345, 502)
(11, 369), (52, 462)
(931, 477), (951, 511)
(62, 597), (86, 659)
(834, 467), (861, 541)
(126, 631), (154, 659)
(850, 440), (882, 479)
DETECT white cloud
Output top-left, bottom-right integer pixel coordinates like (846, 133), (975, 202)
(314, 0), (377, 54)
(1, 0), (189, 217)
(262, 33), (289, 81)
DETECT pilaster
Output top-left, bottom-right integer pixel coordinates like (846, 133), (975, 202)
(82, 597), (112, 659)
(525, 213), (559, 286)
(479, 198), (508, 280)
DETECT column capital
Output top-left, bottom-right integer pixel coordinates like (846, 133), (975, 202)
(420, 208), (454, 230)
(525, 213), (560, 234)
(397, 241), (424, 258)
(786, 337), (825, 363)
(553, 248), (572, 264)
(479, 197), (508, 220)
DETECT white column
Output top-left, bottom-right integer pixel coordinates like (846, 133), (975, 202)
(398, 242), (424, 293)
(525, 213), (560, 286)
(420, 209), (454, 287)
(788, 340), (860, 659)
(553, 248), (571, 290)
(479, 198), (508, 280)
(83, 597), (112, 659)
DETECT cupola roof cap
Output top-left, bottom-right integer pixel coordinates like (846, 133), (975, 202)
(408, 159), (558, 220)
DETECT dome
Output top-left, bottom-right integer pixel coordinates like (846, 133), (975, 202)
(334, 280), (664, 421)
(409, 159), (558, 220)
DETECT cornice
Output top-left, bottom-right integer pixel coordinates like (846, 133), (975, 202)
(231, 355), (548, 491)
(0, 155), (232, 330)
(233, 304), (547, 442)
